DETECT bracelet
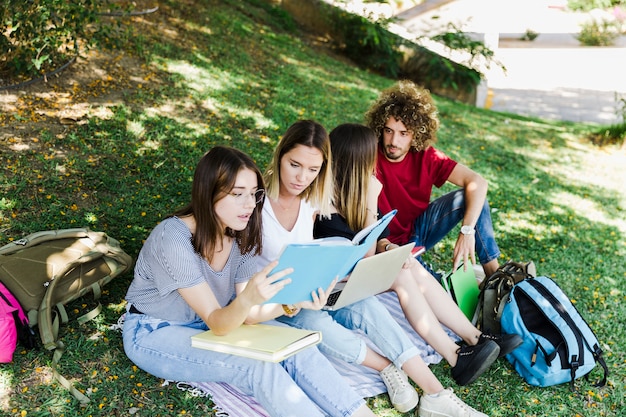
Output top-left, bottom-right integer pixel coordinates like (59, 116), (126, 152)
(282, 304), (298, 316)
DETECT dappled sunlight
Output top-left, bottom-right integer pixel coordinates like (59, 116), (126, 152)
(183, 20), (214, 36)
(165, 59), (226, 92)
(150, 58), (278, 134)
(0, 368), (16, 410)
(126, 120), (146, 139)
(142, 100), (210, 136)
(1, 1), (624, 415)
(550, 191), (626, 234)
(0, 92), (18, 113)
(136, 139), (161, 155)
(502, 210), (556, 239)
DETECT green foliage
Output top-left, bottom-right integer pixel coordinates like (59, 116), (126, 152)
(0, 0), (101, 77)
(577, 18), (621, 46)
(420, 24), (500, 91)
(568, 0), (626, 12)
(333, 11), (404, 77)
(331, 12), (499, 92)
(245, 0), (297, 32)
(520, 29), (539, 41)
(1, 0), (625, 416)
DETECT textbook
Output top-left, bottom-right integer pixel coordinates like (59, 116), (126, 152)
(265, 209), (397, 305)
(191, 324), (321, 362)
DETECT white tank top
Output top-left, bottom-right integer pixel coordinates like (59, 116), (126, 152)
(258, 198), (318, 270)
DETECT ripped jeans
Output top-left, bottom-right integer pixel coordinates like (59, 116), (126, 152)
(122, 310), (365, 417)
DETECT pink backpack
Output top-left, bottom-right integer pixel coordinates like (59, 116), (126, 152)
(0, 281), (34, 362)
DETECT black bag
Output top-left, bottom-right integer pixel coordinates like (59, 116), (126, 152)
(474, 260), (536, 334)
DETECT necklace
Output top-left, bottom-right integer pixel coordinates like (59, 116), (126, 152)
(275, 196), (299, 211)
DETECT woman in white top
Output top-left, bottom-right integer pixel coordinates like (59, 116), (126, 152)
(259, 120), (485, 414)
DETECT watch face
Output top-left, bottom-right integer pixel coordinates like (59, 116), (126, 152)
(461, 226), (474, 235)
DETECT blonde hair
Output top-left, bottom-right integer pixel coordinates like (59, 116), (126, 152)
(264, 120), (333, 217)
(328, 123), (377, 232)
(365, 80), (440, 152)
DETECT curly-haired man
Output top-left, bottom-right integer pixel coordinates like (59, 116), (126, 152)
(366, 80), (500, 279)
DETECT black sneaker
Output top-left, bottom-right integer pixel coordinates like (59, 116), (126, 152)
(479, 332), (523, 358)
(451, 340), (500, 386)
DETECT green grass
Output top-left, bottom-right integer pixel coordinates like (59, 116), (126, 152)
(1, 0), (625, 416)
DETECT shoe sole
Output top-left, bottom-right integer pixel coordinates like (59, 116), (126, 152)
(418, 408), (451, 417)
(453, 341), (500, 386)
(498, 334), (524, 358)
(418, 405), (481, 417)
(391, 392), (419, 413)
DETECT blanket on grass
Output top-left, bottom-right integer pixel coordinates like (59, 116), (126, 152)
(181, 292), (458, 417)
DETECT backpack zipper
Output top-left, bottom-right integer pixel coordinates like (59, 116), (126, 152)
(525, 278), (585, 385)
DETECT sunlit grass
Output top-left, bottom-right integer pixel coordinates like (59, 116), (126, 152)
(0, 0), (625, 416)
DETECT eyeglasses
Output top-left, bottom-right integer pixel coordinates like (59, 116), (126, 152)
(228, 189), (265, 205)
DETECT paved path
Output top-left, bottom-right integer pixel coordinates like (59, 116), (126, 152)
(394, 0), (626, 125)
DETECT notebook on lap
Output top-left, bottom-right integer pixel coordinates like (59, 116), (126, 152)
(323, 243), (415, 311)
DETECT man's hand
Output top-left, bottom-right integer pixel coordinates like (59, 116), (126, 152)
(453, 233), (476, 272)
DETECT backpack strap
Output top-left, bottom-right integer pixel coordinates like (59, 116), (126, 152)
(591, 344), (609, 388)
(38, 249), (107, 349)
(50, 340), (90, 405)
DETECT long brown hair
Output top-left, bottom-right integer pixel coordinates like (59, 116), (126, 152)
(264, 120), (333, 217)
(329, 123), (377, 232)
(171, 146), (264, 261)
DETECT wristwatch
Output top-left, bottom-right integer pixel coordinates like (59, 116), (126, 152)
(282, 304), (299, 316)
(460, 225), (475, 235)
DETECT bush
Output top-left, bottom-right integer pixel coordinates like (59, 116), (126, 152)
(576, 19), (621, 46)
(0, 0), (101, 78)
(568, 0), (626, 12)
(332, 11), (404, 78)
(331, 11), (497, 92)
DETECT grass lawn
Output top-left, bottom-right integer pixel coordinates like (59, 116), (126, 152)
(1, 0), (625, 416)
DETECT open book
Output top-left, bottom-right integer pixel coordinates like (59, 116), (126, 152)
(265, 209), (397, 304)
(191, 324), (321, 363)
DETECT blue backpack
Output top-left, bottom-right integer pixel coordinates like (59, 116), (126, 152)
(500, 276), (608, 391)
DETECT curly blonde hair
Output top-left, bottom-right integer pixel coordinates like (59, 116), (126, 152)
(365, 80), (440, 152)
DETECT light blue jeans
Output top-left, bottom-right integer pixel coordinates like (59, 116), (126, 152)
(122, 311), (365, 417)
(412, 189), (501, 273)
(277, 297), (419, 370)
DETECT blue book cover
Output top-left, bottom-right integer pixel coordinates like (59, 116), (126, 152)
(265, 210), (397, 304)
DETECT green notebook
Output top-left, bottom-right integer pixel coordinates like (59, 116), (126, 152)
(442, 265), (480, 321)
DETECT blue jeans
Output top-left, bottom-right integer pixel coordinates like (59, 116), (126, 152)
(122, 311), (365, 417)
(277, 297), (419, 370)
(412, 189), (500, 268)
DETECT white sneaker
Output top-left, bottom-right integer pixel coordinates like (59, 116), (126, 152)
(418, 388), (488, 417)
(379, 363), (419, 413)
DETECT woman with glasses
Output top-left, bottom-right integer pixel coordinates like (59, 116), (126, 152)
(122, 145), (377, 417)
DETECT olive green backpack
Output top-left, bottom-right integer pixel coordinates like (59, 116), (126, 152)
(0, 228), (133, 404)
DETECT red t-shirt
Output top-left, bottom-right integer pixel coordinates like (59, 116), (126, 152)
(376, 146), (457, 244)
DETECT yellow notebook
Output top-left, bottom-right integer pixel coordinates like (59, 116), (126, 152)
(191, 324), (322, 363)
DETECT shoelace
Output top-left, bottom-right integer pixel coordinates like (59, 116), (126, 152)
(381, 366), (410, 393)
(446, 390), (481, 414)
(480, 333), (499, 342)
(382, 366), (407, 390)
